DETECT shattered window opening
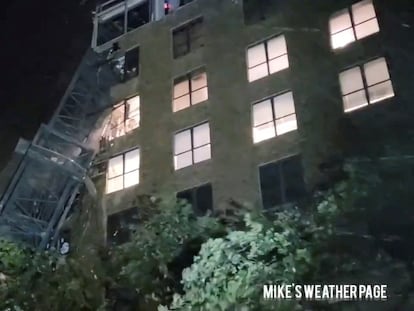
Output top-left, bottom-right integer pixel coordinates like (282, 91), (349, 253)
(105, 95), (140, 141)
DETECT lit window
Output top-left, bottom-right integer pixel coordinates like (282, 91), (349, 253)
(106, 95), (140, 141)
(174, 122), (211, 170)
(173, 70), (208, 112)
(247, 34), (289, 82)
(339, 57), (394, 112)
(329, 0), (379, 49)
(173, 18), (203, 59)
(106, 148), (140, 194)
(252, 92), (297, 143)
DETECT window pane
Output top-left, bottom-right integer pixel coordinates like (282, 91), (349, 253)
(331, 28), (355, 49)
(191, 87), (208, 105)
(355, 18), (379, 39)
(267, 35), (287, 59)
(195, 184), (213, 216)
(364, 58), (390, 86)
(191, 72), (207, 90)
(175, 151), (193, 170)
(268, 54), (289, 74)
(193, 123), (210, 148)
(110, 124), (126, 139)
(276, 114), (297, 135)
(177, 189), (194, 206)
(352, 0), (376, 24)
(174, 44), (189, 58)
(111, 104), (125, 126)
(125, 118), (139, 132)
(174, 130), (192, 154)
(174, 29), (187, 45)
(194, 144), (211, 163)
(108, 155), (123, 178)
(107, 207), (139, 246)
(330, 10), (352, 34)
(125, 149), (140, 172)
(339, 67), (364, 95)
(368, 81), (394, 104)
(190, 35), (204, 51)
(248, 64), (268, 82)
(189, 19), (203, 44)
(247, 43), (266, 68)
(343, 90), (368, 112)
(273, 92), (295, 118)
(124, 47), (139, 79)
(282, 156), (306, 203)
(127, 96), (140, 114)
(174, 79), (190, 98)
(107, 175), (123, 193)
(124, 170), (139, 188)
(173, 94), (191, 112)
(259, 162), (283, 209)
(253, 100), (273, 126)
(253, 122), (276, 143)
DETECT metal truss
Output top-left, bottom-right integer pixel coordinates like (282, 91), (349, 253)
(91, 0), (165, 53)
(0, 0), (168, 251)
(0, 48), (118, 250)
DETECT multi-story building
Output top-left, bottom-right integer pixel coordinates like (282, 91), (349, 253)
(89, 0), (414, 245)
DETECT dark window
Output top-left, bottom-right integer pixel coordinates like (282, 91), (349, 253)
(179, 0), (194, 6)
(173, 18), (204, 59)
(124, 46), (140, 80)
(127, 0), (150, 31)
(111, 47), (139, 82)
(177, 183), (213, 215)
(96, 0), (150, 46)
(243, 0), (279, 25)
(259, 155), (306, 209)
(107, 207), (139, 246)
(97, 12), (125, 46)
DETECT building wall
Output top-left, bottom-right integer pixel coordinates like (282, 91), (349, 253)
(92, 0), (414, 227)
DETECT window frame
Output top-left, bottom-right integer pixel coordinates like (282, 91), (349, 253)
(173, 68), (208, 112)
(329, 0), (379, 50)
(246, 34), (289, 82)
(106, 94), (140, 141)
(258, 154), (306, 209)
(176, 182), (213, 215)
(173, 121), (211, 170)
(123, 45), (140, 81)
(106, 206), (139, 246)
(106, 148), (140, 194)
(172, 17), (204, 59)
(339, 57), (394, 112)
(251, 91), (297, 143)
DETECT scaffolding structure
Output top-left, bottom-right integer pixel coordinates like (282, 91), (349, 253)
(0, 49), (116, 249)
(0, 0), (166, 250)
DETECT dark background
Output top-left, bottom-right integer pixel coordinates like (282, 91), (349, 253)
(0, 0), (95, 168)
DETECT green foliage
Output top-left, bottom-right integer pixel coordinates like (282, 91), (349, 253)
(0, 239), (103, 311)
(159, 176), (369, 311)
(161, 210), (314, 311)
(110, 197), (224, 305)
(2, 159), (414, 310)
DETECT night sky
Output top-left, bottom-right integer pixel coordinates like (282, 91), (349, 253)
(0, 0), (95, 168)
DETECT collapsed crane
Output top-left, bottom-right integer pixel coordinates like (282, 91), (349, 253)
(0, 0), (169, 250)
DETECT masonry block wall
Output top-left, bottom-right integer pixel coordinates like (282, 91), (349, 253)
(90, 0), (414, 243)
